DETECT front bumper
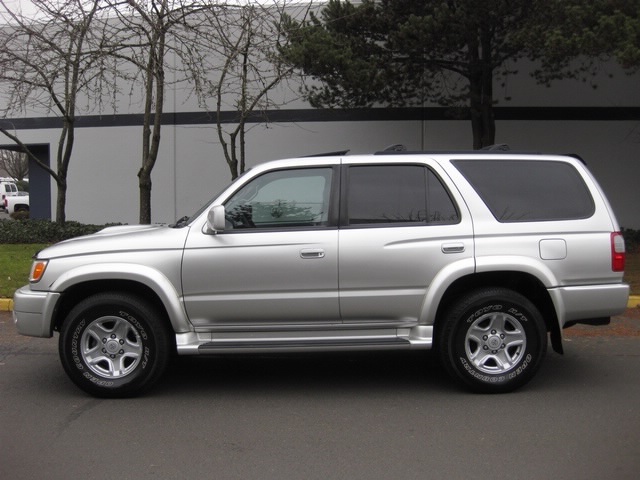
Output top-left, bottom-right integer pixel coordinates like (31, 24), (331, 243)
(13, 285), (60, 338)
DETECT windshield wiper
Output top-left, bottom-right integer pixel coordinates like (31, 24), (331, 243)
(170, 215), (190, 228)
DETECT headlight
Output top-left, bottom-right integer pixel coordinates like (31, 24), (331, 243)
(29, 260), (49, 283)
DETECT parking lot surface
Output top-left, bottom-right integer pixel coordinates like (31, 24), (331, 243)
(1, 310), (640, 480)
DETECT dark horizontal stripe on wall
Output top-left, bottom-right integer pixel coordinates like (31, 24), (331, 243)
(1, 107), (639, 130)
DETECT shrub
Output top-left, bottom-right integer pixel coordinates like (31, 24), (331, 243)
(0, 219), (123, 244)
(10, 210), (29, 221)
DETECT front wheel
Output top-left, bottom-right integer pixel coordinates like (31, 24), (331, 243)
(59, 292), (172, 398)
(437, 288), (547, 393)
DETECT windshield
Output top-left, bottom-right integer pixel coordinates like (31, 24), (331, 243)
(170, 170), (251, 228)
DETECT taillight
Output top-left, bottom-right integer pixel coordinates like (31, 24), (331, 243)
(611, 232), (626, 272)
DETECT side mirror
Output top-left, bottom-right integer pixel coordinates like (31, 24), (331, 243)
(206, 205), (226, 234)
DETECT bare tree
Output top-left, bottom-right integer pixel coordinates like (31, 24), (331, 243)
(105, 0), (215, 224)
(0, 0), (114, 223)
(103, 0), (310, 221)
(198, 1), (311, 180)
(0, 149), (28, 180)
(0, 0), (310, 223)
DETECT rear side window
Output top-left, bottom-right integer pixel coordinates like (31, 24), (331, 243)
(345, 165), (459, 225)
(453, 159), (595, 222)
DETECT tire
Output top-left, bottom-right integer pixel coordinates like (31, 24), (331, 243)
(59, 292), (172, 398)
(437, 288), (547, 393)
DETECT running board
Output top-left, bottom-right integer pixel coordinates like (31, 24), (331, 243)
(175, 326), (434, 355)
(197, 336), (411, 354)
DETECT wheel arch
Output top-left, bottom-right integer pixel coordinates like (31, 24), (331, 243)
(432, 271), (563, 354)
(50, 265), (191, 335)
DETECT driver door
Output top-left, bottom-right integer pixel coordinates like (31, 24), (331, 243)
(182, 166), (340, 328)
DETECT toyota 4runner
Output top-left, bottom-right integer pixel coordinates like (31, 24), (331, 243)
(13, 149), (630, 397)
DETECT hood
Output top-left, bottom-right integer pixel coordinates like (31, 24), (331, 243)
(37, 224), (190, 260)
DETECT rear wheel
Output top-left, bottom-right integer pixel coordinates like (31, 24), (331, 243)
(437, 288), (547, 393)
(59, 292), (172, 398)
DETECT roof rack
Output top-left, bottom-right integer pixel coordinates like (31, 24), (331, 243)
(373, 144), (583, 157)
(304, 144), (586, 164)
(302, 150), (350, 157)
(382, 144), (408, 152)
(376, 144), (512, 154)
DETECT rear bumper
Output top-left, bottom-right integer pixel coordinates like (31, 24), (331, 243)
(550, 283), (630, 328)
(12, 286), (60, 338)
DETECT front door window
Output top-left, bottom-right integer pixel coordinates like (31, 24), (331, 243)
(225, 168), (333, 229)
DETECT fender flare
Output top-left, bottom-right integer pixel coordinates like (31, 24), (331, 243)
(51, 263), (192, 333)
(420, 255), (561, 327)
(419, 258), (475, 325)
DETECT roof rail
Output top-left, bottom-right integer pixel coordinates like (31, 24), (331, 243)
(302, 150), (350, 157)
(382, 144), (407, 152)
(375, 144), (515, 155)
(372, 145), (586, 162)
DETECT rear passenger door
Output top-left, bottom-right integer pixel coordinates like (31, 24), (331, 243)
(338, 162), (474, 324)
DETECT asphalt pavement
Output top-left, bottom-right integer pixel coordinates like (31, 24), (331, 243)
(1, 309), (639, 480)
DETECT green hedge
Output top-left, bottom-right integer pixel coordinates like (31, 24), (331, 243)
(0, 219), (122, 244)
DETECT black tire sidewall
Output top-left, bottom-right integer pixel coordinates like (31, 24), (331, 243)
(440, 288), (547, 393)
(59, 293), (169, 397)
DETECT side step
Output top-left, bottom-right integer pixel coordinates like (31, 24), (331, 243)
(198, 336), (411, 354)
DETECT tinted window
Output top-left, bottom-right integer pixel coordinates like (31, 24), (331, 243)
(453, 160), (595, 222)
(346, 165), (459, 225)
(224, 168), (333, 229)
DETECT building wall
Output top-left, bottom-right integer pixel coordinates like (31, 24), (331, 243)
(5, 110), (640, 229)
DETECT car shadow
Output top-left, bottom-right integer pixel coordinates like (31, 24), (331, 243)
(154, 350), (457, 397)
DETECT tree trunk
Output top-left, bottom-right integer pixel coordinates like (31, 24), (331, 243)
(53, 121), (74, 224)
(228, 158), (239, 180)
(467, 25), (496, 150)
(469, 68), (495, 150)
(138, 168), (152, 224)
(55, 179), (67, 224)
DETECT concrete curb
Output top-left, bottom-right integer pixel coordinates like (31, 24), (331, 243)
(0, 298), (13, 311)
(2, 296), (639, 312)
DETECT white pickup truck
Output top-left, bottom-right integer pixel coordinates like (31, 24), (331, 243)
(3, 191), (29, 214)
(1, 180), (18, 210)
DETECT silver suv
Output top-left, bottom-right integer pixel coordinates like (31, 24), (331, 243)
(13, 150), (630, 397)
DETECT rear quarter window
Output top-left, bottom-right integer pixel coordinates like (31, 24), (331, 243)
(452, 159), (595, 222)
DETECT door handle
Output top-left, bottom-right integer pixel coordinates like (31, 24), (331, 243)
(300, 249), (325, 259)
(442, 243), (465, 254)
